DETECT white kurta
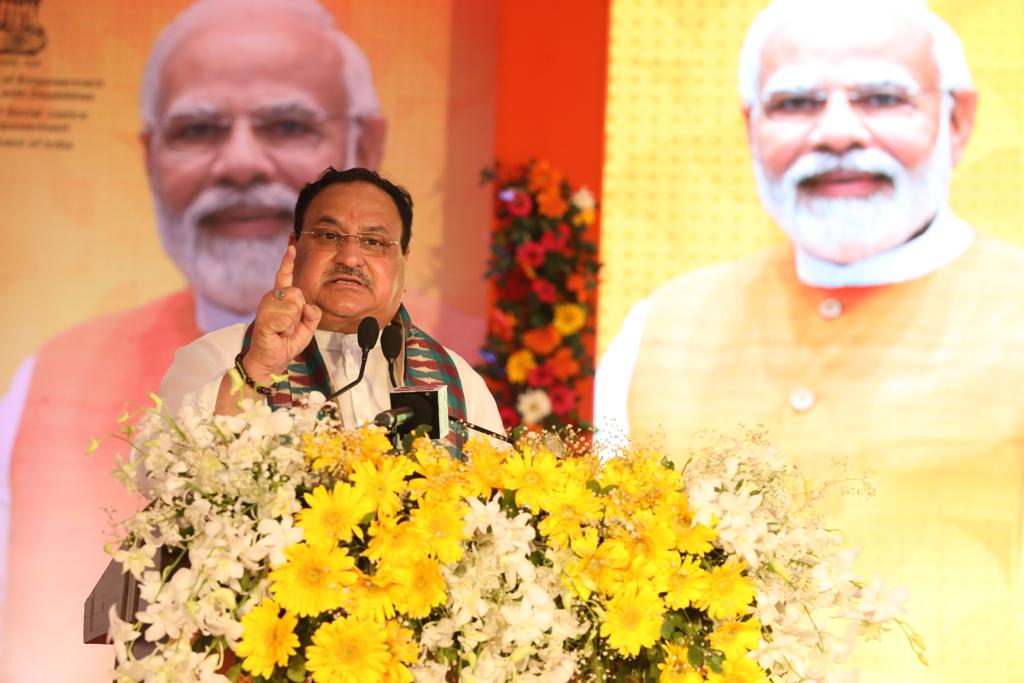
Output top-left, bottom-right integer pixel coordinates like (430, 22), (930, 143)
(159, 323), (505, 437)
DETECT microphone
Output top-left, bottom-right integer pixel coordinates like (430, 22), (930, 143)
(373, 386), (449, 438)
(380, 322), (403, 388)
(325, 317), (379, 401)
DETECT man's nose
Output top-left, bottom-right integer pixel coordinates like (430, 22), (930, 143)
(806, 91), (871, 154)
(211, 119), (274, 187)
(333, 235), (366, 266)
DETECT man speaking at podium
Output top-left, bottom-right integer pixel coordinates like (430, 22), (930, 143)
(160, 166), (503, 441)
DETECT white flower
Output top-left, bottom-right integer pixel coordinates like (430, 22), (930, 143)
(256, 516), (304, 567)
(516, 389), (552, 424)
(112, 543), (157, 580)
(854, 578), (909, 624)
(569, 186), (595, 211)
(107, 605), (141, 665)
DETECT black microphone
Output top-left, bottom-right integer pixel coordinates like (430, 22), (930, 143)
(380, 322), (403, 388)
(373, 387), (447, 438)
(325, 317), (379, 401)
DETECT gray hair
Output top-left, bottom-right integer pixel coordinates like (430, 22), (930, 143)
(139, 0), (380, 131)
(738, 0), (974, 109)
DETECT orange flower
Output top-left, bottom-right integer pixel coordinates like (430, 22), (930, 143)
(548, 347), (580, 380)
(522, 326), (562, 355)
(528, 159), (564, 194)
(566, 273), (589, 301)
(537, 187), (568, 218)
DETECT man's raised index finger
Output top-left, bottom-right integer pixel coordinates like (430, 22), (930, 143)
(275, 244), (296, 289)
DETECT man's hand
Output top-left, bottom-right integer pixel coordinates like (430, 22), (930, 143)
(240, 245), (322, 385)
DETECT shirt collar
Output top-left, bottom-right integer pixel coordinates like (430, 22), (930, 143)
(793, 205), (975, 288)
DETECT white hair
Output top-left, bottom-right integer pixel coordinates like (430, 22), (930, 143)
(139, 0), (379, 131)
(738, 0), (973, 109)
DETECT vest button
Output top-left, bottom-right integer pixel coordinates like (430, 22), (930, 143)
(789, 387), (816, 413)
(818, 297), (843, 320)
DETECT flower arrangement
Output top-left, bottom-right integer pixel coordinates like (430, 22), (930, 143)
(105, 398), (921, 682)
(477, 159), (601, 432)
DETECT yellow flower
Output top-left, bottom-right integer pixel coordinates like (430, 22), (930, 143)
(384, 556), (447, 618)
(306, 616), (389, 683)
(565, 528), (629, 600)
(600, 582), (664, 656)
(705, 655), (770, 683)
(462, 437), (506, 498)
(502, 446), (561, 510)
(506, 349), (537, 384)
(364, 517), (429, 566)
(344, 573), (397, 623)
(696, 559), (756, 621)
(572, 206), (595, 226)
(659, 642), (704, 683)
(660, 492), (717, 555)
(383, 620), (418, 683)
(298, 482), (374, 546)
(268, 542), (356, 616)
(350, 456), (414, 519)
(538, 479), (603, 547)
(301, 426), (393, 473)
(406, 437), (468, 502)
(235, 599), (299, 678)
(664, 554), (707, 610)
(552, 303), (587, 336)
(408, 498), (468, 564)
(709, 618), (763, 661)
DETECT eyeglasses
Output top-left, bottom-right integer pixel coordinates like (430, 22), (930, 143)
(298, 229), (400, 256)
(158, 106), (348, 154)
(760, 85), (940, 123)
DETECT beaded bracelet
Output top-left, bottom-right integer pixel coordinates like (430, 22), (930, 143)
(233, 352), (275, 397)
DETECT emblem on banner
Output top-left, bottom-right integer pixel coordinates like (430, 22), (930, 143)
(0, 0), (47, 55)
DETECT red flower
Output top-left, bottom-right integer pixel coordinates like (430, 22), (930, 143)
(500, 188), (534, 218)
(540, 223), (571, 254)
(515, 241), (547, 272)
(499, 405), (520, 428)
(527, 363), (556, 388)
(488, 309), (517, 342)
(548, 385), (577, 416)
(531, 278), (558, 303)
(500, 270), (530, 299)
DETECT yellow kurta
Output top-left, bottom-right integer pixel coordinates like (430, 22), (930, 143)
(629, 235), (1024, 682)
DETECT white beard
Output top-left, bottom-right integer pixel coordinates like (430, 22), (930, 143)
(753, 104), (954, 265)
(154, 183), (297, 315)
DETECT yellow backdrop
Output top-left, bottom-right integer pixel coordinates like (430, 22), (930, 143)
(599, 0), (1024, 353)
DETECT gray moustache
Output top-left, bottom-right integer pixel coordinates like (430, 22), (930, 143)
(323, 267), (373, 290)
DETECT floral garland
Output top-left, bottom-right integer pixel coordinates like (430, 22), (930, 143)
(104, 398), (922, 682)
(477, 159), (601, 432)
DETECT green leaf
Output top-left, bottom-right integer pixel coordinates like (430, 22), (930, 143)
(687, 643), (704, 669)
(285, 653), (307, 682)
(86, 438), (99, 454)
(224, 662), (243, 682)
(359, 510), (377, 526)
(706, 651), (724, 674)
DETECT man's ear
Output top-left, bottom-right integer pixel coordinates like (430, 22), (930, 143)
(742, 106), (754, 145)
(355, 115), (387, 170)
(288, 231), (297, 247)
(948, 89), (977, 167)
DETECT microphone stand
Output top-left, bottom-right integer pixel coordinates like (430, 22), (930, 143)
(324, 317), (380, 401)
